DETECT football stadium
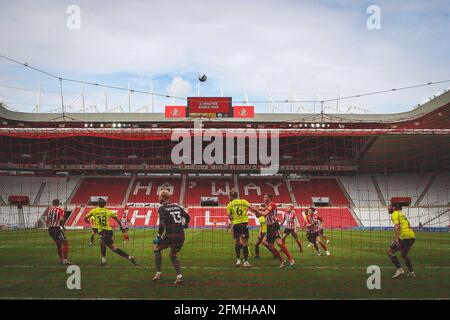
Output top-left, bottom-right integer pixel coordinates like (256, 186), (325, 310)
(0, 90), (449, 299)
(0, 1), (449, 301)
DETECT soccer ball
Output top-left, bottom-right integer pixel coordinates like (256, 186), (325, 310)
(198, 74), (207, 82)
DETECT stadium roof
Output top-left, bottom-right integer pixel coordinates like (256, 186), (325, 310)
(0, 90), (449, 125)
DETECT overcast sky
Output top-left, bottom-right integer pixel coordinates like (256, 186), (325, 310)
(0, 0), (448, 114)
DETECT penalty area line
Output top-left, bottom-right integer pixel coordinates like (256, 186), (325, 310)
(0, 265), (450, 270)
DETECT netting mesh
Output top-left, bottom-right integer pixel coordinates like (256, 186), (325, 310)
(0, 129), (449, 299)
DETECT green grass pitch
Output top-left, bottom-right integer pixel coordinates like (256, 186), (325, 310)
(0, 228), (449, 299)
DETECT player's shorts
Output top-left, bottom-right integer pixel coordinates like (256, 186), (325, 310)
(390, 238), (415, 254)
(308, 231), (319, 243)
(233, 223), (249, 239)
(258, 232), (267, 241)
(284, 228), (295, 235)
(99, 229), (114, 246)
(48, 227), (66, 242)
(160, 235), (185, 254)
(92, 228), (98, 234)
(266, 224), (281, 244)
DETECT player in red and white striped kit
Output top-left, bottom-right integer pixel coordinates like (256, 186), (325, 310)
(304, 207), (330, 256)
(251, 194), (295, 268)
(315, 210), (330, 244)
(281, 205), (303, 252)
(47, 199), (71, 264)
(121, 215), (130, 242)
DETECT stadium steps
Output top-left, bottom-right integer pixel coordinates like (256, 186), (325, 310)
(32, 182), (46, 205)
(122, 177), (136, 206)
(370, 175), (386, 206)
(36, 207), (49, 228)
(233, 174), (240, 196)
(336, 177), (362, 226)
(69, 207), (85, 227)
(337, 177), (355, 207)
(179, 174), (187, 206)
(285, 179), (298, 206)
(415, 173), (438, 206)
(356, 136), (378, 161)
(66, 176), (83, 205)
(17, 206), (25, 229)
(422, 208), (450, 226)
(348, 207), (363, 227)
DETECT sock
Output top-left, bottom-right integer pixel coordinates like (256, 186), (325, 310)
(314, 243), (320, 252)
(63, 242), (69, 259)
(170, 255), (182, 275)
(114, 248), (130, 258)
(254, 244), (260, 256)
(319, 241), (327, 251)
(56, 243), (63, 260)
(154, 250), (162, 272)
(242, 246), (249, 261)
(389, 255), (402, 269)
(279, 242), (293, 261)
(402, 254), (414, 272)
(270, 247), (283, 261)
(101, 244), (107, 257)
(235, 244), (241, 260)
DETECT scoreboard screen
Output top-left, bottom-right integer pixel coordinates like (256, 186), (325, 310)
(187, 97), (232, 118)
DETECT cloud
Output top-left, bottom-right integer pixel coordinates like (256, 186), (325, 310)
(0, 0), (448, 113)
(166, 77), (192, 99)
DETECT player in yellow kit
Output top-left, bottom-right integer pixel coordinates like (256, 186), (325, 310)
(84, 198), (136, 266)
(387, 203), (416, 278)
(226, 191), (258, 268)
(88, 215), (98, 246)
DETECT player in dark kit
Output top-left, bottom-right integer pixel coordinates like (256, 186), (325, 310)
(47, 199), (71, 265)
(152, 189), (190, 285)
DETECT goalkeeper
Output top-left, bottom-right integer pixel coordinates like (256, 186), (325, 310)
(152, 190), (190, 285)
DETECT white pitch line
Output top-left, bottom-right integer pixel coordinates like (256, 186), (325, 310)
(0, 265), (450, 270)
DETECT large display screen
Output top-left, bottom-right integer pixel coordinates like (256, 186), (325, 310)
(187, 97), (232, 117)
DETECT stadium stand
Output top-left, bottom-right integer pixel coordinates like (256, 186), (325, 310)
(184, 177), (233, 206)
(0, 175), (44, 205)
(339, 175), (383, 207)
(354, 207), (392, 227)
(0, 173), (447, 229)
(127, 176), (182, 205)
(39, 176), (80, 205)
(0, 206), (44, 229)
(70, 177), (130, 206)
(238, 176), (291, 204)
(375, 173), (432, 206)
(355, 206), (450, 228)
(290, 178), (349, 206)
(405, 207), (450, 228)
(419, 172), (450, 206)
